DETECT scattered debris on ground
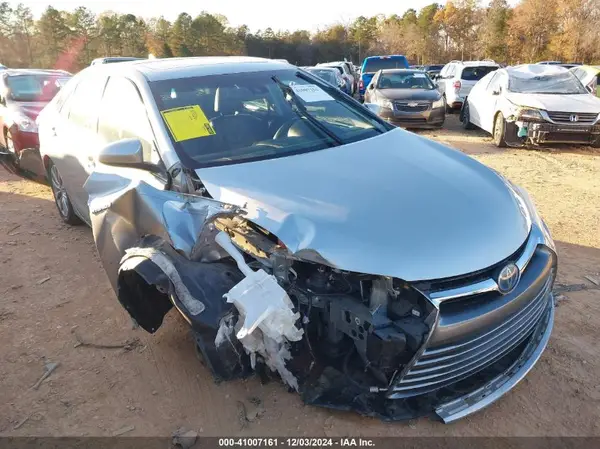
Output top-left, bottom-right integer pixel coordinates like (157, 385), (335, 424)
(171, 427), (198, 449)
(236, 397), (266, 429)
(112, 425), (135, 436)
(36, 276), (51, 285)
(32, 361), (59, 390)
(71, 328), (140, 351)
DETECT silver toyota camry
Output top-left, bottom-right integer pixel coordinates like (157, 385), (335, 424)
(37, 57), (557, 423)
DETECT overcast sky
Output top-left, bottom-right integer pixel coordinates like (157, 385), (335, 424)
(10, 0), (468, 32)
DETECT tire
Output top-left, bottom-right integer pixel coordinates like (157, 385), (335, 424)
(443, 95), (452, 113)
(493, 112), (507, 148)
(47, 160), (82, 225)
(461, 103), (474, 130)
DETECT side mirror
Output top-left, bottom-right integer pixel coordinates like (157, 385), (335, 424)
(368, 84), (375, 90)
(98, 138), (164, 175)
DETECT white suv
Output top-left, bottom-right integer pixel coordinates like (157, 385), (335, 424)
(436, 60), (499, 111)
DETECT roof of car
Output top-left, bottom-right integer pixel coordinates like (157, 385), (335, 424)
(452, 60), (499, 67)
(380, 69), (422, 74)
(505, 64), (568, 78)
(84, 56), (292, 82)
(3, 68), (71, 77)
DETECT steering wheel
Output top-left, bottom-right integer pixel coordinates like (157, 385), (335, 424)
(210, 114), (265, 146)
(274, 117), (303, 140)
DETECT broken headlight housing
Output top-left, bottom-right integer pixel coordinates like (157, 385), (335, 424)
(517, 108), (545, 122)
(377, 98), (394, 110)
(14, 112), (38, 132)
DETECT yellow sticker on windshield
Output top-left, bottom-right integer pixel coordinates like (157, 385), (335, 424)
(161, 105), (216, 142)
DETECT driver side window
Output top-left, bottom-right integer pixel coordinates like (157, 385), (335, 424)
(486, 73), (501, 93)
(98, 76), (160, 164)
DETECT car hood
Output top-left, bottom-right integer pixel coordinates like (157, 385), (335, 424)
(196, 129), (530, 281)
(379, 89), (441, 101)
(505, 92), (600, 113)
(9, 101), (48, 119)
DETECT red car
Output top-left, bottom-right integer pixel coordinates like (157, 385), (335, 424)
(0, 69), (71, 175)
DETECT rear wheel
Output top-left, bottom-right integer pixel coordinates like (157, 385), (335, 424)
(493, 113), (507, 147)
(48, 160), (82, 225)
(461, 103), (474, 130)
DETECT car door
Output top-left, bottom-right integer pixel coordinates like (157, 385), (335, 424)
(478, 72), (506, 133)
(0, 79), (8, 150)
(364, 71), (380, 103)
(467, 71), (497, 128)
(438, 64), (454, 98)
(57, 74), (108, 221)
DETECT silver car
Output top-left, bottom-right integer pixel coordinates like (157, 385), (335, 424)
(37, 56), (557, 423)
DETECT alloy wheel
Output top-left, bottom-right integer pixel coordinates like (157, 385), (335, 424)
(50, 164), (70, 219)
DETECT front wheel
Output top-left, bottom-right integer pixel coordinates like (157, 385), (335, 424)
(48, 160), (82, 225)
(493, 113), (508, 147)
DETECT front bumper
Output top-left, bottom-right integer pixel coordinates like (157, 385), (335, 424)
(379, 105), (445, 128)
(524, 122), (600, 145)
(435, 297), (554, 422)
(10, 128), (39, 153)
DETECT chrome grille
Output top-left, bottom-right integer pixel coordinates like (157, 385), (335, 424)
(394, 102), (430, 113)
(392, 276), (552, 396)
(547, 111), (598, 124)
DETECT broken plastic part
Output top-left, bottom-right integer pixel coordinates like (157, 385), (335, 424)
(215, 232), (303, 343)
(120, 246), (205, 315)
(215, 231), (303, 389)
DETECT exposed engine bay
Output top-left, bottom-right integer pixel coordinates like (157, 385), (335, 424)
(115, 211), (441, 419)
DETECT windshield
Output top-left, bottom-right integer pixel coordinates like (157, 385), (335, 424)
(509, 71), (588, 94)
(461, 66), (498, 81)
(150, 69), (390, 168)
(378, 71), (435, 90)
(363, 58), (408, 73)
(305, 69), (337, 85)
(6, 74), (69, 102)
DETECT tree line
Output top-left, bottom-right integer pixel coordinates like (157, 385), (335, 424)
(1, 0), (599, 73)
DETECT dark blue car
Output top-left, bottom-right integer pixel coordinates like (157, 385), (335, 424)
(359, 55), (409, 100)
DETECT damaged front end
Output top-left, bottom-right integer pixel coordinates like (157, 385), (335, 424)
(505, 108), (600, 147)
(86, 168), (555, 423)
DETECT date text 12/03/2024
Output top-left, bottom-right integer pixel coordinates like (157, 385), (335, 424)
(218, 439), (376, 447)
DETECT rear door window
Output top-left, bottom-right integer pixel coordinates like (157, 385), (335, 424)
(461, 66), (499, 81)
(68, 75), (108, 130)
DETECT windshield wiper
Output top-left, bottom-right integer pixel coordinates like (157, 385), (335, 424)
(271, 75), (344, 146)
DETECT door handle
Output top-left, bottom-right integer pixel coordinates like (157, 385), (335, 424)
(50, 126), (57, 136)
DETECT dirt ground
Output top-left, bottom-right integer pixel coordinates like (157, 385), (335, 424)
(1, 115), (599, 437)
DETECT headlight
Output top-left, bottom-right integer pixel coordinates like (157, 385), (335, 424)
(15, 113), (38, 132)
(432, 97), (445, 108)
(504, 178), (556, 252)
(377, 98), (393, 109)
(517, 108), (545, 122)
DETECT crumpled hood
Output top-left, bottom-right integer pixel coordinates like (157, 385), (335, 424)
(196, 129), (530, 281)
(506, 92), (600, 114)
(380, 89), (441, 101)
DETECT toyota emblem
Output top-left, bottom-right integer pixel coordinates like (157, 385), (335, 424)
(497, 263), (520, 295)
(569, 114), (579, 122)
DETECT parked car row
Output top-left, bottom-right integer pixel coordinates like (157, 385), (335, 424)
(0, 68), (72, 173)
(461, 64), (600, 147)
(0, 56), (560, 425)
